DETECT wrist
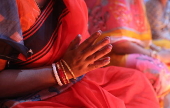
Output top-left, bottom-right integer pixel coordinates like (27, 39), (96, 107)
(150, 50), (158, 59)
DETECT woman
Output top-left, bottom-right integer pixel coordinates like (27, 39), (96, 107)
(85, 0), (170, 103)
(0, 0), (159, 108)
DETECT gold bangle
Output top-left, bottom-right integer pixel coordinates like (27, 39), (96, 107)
(61, 59), (76, 79)
(59, 61), (70, 84)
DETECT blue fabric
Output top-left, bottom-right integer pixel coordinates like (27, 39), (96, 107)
(0, 0), (29, 58)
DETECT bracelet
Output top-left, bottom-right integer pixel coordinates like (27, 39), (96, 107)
(52, 63), (63, 86)
(59, 61), (70, 84)
(61, 59), (76, 79)
(150, 50), (158, 59)
(56, 62), (69, 84)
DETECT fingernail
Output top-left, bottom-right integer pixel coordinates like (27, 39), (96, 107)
(77, 34), (82, 40)
(107, 44), (112, 49)
(104, 57), (110, 62)
(98, 30), (102, 34)
(104, 59), (110, 63)
(101, 36), (110, 43)
(97, 30), (102, 35)
(104, 36), (110, 40)
(77, 34), (81, 37)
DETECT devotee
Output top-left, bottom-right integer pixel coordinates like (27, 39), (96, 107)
(0, 0), (159, 107)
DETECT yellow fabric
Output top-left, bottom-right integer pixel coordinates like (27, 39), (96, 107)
(99, 29), (151, 41)
(106, 53), (127, 67)
(153, 39), (170, 49)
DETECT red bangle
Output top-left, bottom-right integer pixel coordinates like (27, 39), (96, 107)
(56, 61), (69, 84)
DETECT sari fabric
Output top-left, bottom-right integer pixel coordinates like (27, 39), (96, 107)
(85, 0), (152, 67)
(0, 0), (160, 108)
(16, 0), (40, 32)
(86, 0), (151, 42)
(0, 0), (29, 59)
(12, 67), (160, 108)
(85, 0), (170, 103)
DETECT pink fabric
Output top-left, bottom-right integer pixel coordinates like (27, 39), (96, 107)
(126, 54), (170, 99)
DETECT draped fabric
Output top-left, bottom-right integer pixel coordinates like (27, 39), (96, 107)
(0, 0), (160, 108)
(86, 0), (151, 42)
(12, 67), (160, 108)
(16, 0), (40, 32)
(85, 0), (170, 104)
(85, 0), (152, 67)
(0, 0), (29, 59)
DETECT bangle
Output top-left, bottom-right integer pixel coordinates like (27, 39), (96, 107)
(150, 50), (158, 59)
(56, 62), (69, 84)
(52, 63), (63, 86)
(59, 61), (70, 84)
(61, 59), (76, 79)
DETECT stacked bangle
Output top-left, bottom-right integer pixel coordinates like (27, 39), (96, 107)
(57, 61), (70, 84)
(61, 59), (76, 79)
(52, 63), (63, 86)
(52, 61), (70, 86)
(51, 59), (76, 86)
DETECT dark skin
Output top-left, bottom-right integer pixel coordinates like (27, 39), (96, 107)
(35, 0), (48, 8)
(110, 40), (170, 63)
(0, 31), (112, 98)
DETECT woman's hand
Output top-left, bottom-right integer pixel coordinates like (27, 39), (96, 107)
(62, 30), (112, 78)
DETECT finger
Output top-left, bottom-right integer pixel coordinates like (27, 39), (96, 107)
(88, 57), (110, 70)
(67, 34), (82, 50)
(83, 36), (111, 58)
(86, 44), (112, 63)
(78, 30), (102, 51)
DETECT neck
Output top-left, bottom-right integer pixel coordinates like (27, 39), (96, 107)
(35, 0), (48, 9)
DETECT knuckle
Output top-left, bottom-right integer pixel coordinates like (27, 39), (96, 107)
(78, 66), (84, 71)
(76, 55), (82, 61)
(92, 54), (97, 60)
(94, 64), (99, 69)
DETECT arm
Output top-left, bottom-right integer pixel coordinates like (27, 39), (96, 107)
(111, 40), (151, 56)
(0, 31), (112, 99)
(0, 59), (57, 98)
(111, 40), (170, 63)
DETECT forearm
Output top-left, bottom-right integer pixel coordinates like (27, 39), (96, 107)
(111, 41), (151, 56)
(0, 66), (56, 98)
(150, 43), (162, 52)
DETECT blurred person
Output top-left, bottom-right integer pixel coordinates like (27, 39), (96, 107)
(145, 0), (170, 49)
(85, 0), (170, 104)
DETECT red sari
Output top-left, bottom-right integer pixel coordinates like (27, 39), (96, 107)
(1, 0), (159, 107)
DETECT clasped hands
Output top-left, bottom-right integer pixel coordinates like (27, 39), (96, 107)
(62, 30), (112, 78)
